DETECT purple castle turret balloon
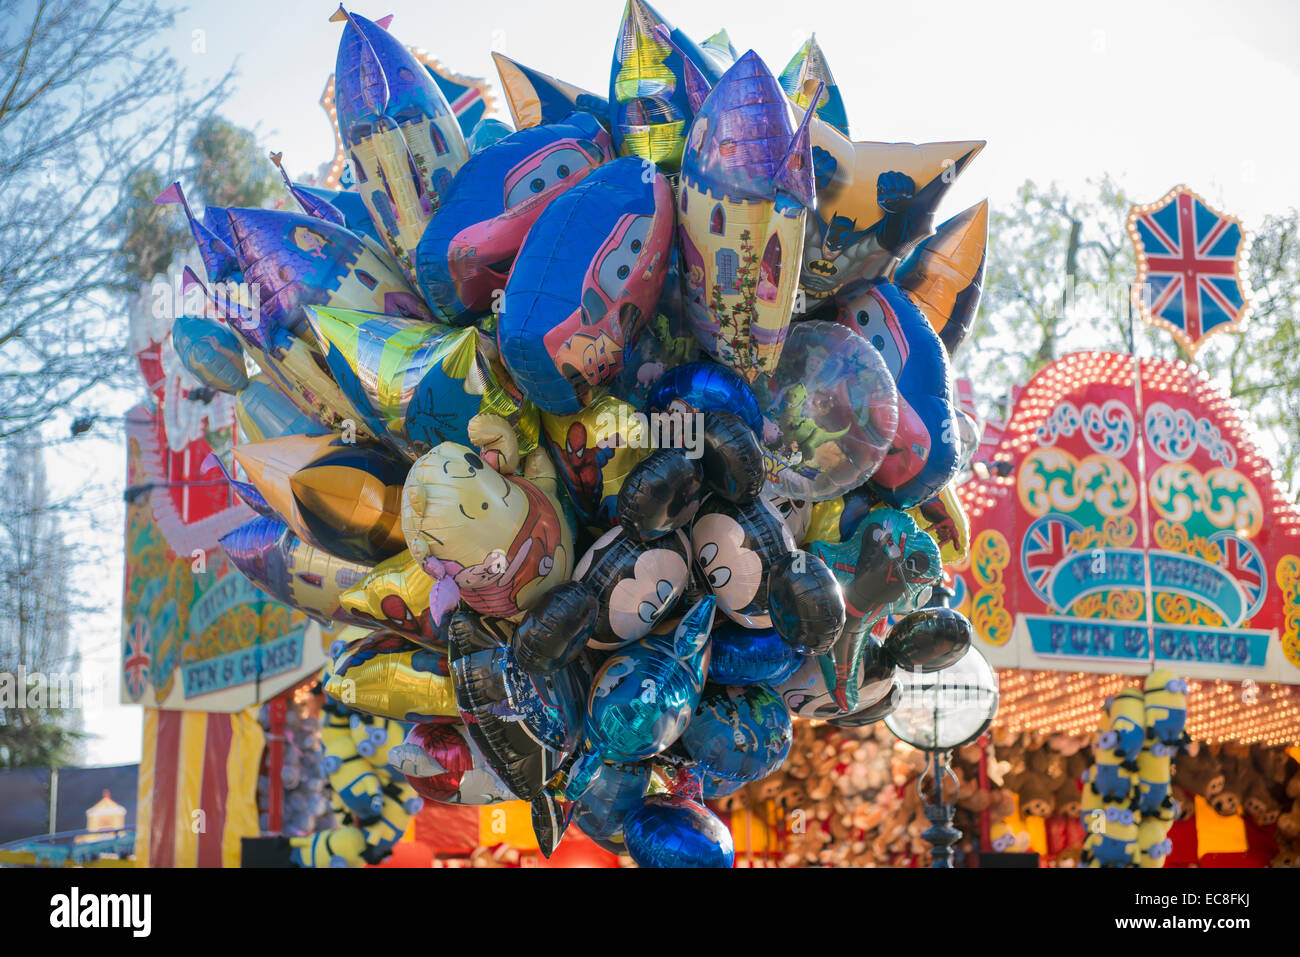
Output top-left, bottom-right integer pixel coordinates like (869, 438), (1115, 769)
(154, 182), (240, 286)
(223, 206), (431, 354)
(676, 50), (816, 382)
(270, 151), (346, 228)
(332, 6), (469, 281)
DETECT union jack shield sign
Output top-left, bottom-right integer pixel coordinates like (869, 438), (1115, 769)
(1128, 185), (1252, 356)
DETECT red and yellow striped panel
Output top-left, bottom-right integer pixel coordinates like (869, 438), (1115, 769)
(134, 708), (264, 867)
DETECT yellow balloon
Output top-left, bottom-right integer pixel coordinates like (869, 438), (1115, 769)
(339, 549), (443, 647)
(325, 631), (457, 722)
(401, 443), (573, 621)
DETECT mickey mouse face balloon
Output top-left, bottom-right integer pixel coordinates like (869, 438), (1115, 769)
(836, 280), (960, 508)
(763, 492), (812, 545)
(690, 497), (794, 629)
(574, 526), (691, 650)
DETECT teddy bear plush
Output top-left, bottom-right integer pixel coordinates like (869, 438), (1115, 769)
(1207, 748), (1245, 817)
(1017, 772), (1057, 818)
(1251, 743), (1291, 788)
(1054, 778), (1083, 819)
(1172, 743), (1225, 803)
(1276, 797), (1300, 840)
(1271, 836), (1300, 868)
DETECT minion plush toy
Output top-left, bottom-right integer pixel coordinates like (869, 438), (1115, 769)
(1136, 817), (1174, 869)
(1103, 687), (1146, 766)
(1144, 669), (1189, 748)
(320, 701), (385, 818)
(1090, 711), (1136, 802)
(1083, 803), (1139, 868)
(1137, 742), (1180, 821)
(289, 825), (368, 868)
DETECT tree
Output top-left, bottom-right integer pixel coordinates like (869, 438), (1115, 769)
(961, 177), (1300, 495)
(115, 114), (280, 288)
(0, 0), (232, 442)
(0, 440), (81, 769)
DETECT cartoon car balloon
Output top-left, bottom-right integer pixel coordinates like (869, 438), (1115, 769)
(414, 114), (613, 323)
(498, 156), (676, 414)
(835, 280), (961, 508)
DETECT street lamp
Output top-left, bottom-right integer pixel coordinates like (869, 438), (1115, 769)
(886, 646), (999, 868)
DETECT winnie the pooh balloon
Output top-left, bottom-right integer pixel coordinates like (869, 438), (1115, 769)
(401, 427), (573, 622)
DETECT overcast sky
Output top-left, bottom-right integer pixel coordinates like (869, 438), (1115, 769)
(75, 0), (1300, 765)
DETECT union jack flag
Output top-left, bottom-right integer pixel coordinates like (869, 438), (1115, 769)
(123, 619), (152, 701)
(1022, 515), (1081, 604)
(1212, 532), (1266, 621)
(1129, 186), (1251, 356)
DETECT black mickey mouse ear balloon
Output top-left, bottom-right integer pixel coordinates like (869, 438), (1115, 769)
(768, 550), (845, 655)
(531, 791), (574, 859)
(882, 607), (973, 673)
(573, 526), (691, 650)
(690, 497), (794, 629)
(617, 448), (703, 541)
(447, 608), (586, 854)
(512, 580), (599, 674)
(699, 409), (765, 506)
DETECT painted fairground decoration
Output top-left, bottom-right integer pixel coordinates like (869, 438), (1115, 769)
(949, 351), (1300, 683)
(122, 284), (326, 710)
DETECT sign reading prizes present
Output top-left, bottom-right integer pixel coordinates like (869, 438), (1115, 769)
(952, 352), (1300, 684)
(122, 292), (327, 711)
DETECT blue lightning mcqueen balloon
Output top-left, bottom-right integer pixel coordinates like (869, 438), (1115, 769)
(835, 279), (960, 508)
(414, 114), (613, 324)
(498, 156), (677, 414)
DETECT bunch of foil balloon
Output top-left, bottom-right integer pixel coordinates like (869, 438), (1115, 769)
(169, 1), (990, 868)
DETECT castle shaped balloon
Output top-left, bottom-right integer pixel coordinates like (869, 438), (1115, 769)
(331, 7), (469, 280)
(676, 51), (817, 382)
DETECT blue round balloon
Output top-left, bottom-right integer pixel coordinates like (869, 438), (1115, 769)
(707, 620), (802, 686)
(571, 761), (651, 842)
(623, 793), (735, 868)
(171, 313), (249, 394)
(645, 361), (764, 436)
(679, 683), (792, 785)
(700, 769), (746, 800)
